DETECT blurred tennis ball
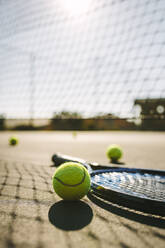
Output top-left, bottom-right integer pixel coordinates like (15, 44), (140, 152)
(106, 144), (123, 162)
(72, 131), (77, 138)
(9, 136), (18, 146)
(52, 162), (91, 201)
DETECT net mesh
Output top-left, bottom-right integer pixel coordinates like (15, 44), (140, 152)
(0, 0), (165, 119)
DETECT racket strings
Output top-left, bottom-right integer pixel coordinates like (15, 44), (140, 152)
(92, 172), (165, 202)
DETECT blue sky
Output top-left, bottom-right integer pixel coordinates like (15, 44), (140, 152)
(0, 0), (165, 118)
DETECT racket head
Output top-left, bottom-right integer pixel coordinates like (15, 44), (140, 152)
(90, 167), (165, 215)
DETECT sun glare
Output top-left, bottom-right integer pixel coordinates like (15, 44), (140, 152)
(61, 0), (92, 16)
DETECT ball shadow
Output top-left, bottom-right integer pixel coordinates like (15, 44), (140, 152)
(109, 160), (125, 165)
(48, 200), (93, 231)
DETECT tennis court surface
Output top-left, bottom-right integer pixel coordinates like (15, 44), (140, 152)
(0, 131), (165, 248)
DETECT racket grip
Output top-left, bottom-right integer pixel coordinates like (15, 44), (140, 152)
(51, 153), (86, 167)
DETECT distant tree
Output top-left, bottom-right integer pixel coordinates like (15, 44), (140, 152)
(93, 113), (117, 119)
(0, 114), (5, 130)
(52, 111), (82, 119)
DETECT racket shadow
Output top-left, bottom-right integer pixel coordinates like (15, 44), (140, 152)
(87, 193), (165, 229)
(48, 200), (93, 231)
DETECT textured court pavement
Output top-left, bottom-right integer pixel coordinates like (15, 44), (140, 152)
(0, 131), (165, 248)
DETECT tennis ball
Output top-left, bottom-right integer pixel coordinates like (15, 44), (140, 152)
(72, 131), (77, 138)
(106, 144), (123, 162)
(9, 136), (18, 146)
(52, 162), (91, 201)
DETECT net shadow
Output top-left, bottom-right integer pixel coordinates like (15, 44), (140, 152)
(0, 159), (53, 248)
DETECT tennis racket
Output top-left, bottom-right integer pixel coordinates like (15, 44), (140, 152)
(51, 153), (165, 216)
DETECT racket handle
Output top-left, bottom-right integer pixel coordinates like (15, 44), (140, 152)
(51, 153), (111, 171)
(51, 153), (86, 167)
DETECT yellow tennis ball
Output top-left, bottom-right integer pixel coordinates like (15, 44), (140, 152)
(52, 162), (91, 201)
(106, 144), (123, 162)
(9, 136), (18, 146)
(72, 131), (77, 138)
